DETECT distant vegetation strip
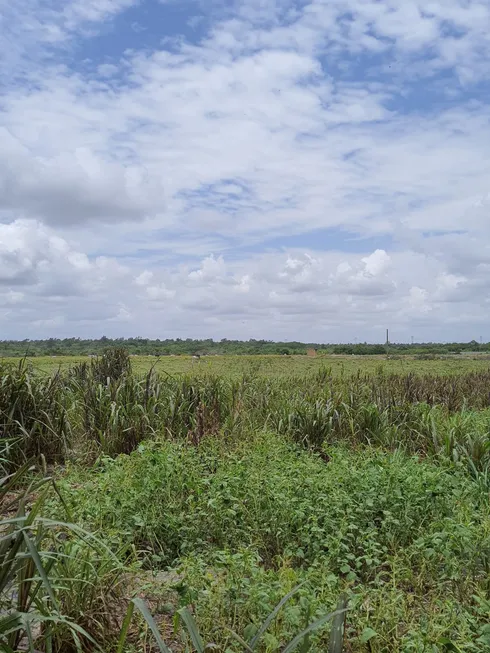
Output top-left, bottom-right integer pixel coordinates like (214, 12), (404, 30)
(0, 337), (489, 357)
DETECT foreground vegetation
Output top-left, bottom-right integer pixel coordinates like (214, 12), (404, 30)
(2, 350), (490, 651)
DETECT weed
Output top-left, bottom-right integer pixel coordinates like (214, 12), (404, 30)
(3, 355), (490, 651)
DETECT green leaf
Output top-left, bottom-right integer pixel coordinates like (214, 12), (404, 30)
(116, 601), (135, 653)
(0, 612), (22, 638)
(283, 607), (348, 653)
(226, 628), (255, 652)
(328, 596), (348, 653)
(359, 627), (377, 644)
(250, 582), (305, 649)
(0, 639), (15, 653)
(243, 623), (258, 641)
(438, 638), (462, 652)
(22, 532), (59, 611)
(132, 597), (173, 653)
(263, 632), (280, 650)
(177, 607), (205, 653)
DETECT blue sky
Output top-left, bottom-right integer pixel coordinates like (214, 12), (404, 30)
(1, 0), (490, 341)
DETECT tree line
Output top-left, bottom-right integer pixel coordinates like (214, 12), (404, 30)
(0, 337), (488, 357)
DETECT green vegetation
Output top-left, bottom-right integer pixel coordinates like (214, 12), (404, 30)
(1, 336), (490, 358)
(1, 349), (490, 651)
(7, 351), (490, 378)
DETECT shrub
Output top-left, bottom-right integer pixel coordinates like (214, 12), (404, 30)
(91, 347), (132, 384)
(0, 361), (68, 471)
(0, 463), (129, 653)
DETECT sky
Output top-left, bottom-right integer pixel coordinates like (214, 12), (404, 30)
(1, 0), (490, 343)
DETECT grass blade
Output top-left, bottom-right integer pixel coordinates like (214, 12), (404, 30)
(132, 597), (173, 653)
(282, 608), (348, 653)
(177, 607), (205, 653)
(225, 628), (254, 652)
(116, 601), (135, 653)
(328, 595), (348, 653)
(250, 582), (305, 648)
(22, 532), (59, 611)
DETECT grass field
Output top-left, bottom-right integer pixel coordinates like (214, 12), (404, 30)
(10, 352), (490, 377)
(2, 351), (490, 652)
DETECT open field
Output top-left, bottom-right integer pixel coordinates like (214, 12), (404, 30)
(7, 352), (490, 377)
(2, 351), (490, 651)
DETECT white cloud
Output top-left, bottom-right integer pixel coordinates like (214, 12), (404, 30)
(0, 130), (165, 225)
(0, 0), (140, 83)
(235, 274), (251, 293)
(362, 250), (391, 277)
(188, 255), (227, 282)
(134, 270), (154, 286)
(2, 222), (488, 341)
(145, 284), (176, 301)
(0, 221), (132, 330)
(0, 0), (490, 339)
(404, 286), (431, 315)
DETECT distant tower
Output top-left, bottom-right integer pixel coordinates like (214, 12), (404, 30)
(385, 329), (389, 345)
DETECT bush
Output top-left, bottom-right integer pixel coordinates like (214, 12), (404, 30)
(0, 361), (68, 471)
(0, 463), (129, 653)
(91, 347), (131, 383)
(62, 435), (483, 574)
(59, 435), (489, 651)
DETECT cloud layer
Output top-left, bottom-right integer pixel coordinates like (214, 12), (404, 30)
(1, 0), (489, 341)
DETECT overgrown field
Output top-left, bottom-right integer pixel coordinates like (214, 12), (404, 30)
(9, 352), (490, 377)
(1, 351), (490, 652)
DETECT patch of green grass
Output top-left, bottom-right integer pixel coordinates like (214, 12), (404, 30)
(58, 434), (490, 651)
(4, 352), (490, 651)
(0, 462), (131, 653)
(6, 353), (490, 378)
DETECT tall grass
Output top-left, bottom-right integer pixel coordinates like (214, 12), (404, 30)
(2, 352), (490, 651)
(0, 460), (129, 652)
(0, 460), (348, 652)
(2, 354), (490, 477)
(0, 361), (69, 472)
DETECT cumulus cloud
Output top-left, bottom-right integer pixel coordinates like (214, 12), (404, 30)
(362, 250), (391, 277)
(0, 219), (489, 340)
(188, 256), (227, 283)
(0, 130), (165, 225)
(0, 0), (490, 340)
(0, 220), (133, 331)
